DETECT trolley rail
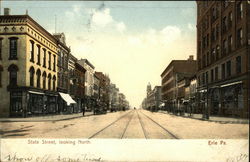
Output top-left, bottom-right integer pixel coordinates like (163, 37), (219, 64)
(138, 110), (179, 139)
(88, 110), (134, 139)
(136, 110), (148, 139)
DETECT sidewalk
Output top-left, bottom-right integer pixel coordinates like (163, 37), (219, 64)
(0, 111), (94, 122)
(159, 111), (249, 124)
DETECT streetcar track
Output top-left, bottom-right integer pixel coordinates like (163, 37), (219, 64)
(88, 110), (133, 139)
(120, 111), (135, 139)
(139, 110), (179, 139)
(136, 110), (148, 139)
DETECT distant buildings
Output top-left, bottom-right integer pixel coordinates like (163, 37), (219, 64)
(196, 1), (249, 118)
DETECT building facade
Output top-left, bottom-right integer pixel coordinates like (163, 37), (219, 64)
(0, 14), (58, 117)
(77, 59), (95, 111)
(74, 62), (86, 113)
(160, 56), (197, 113)
(54, 33), (73, 114)
(95, 72), (110, 111)
(196, 1), (249, 118)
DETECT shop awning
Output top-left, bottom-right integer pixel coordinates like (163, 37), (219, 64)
(59, 92), (76, 106)
(28, 91), (44, 95)
(220, 81), (242, 88)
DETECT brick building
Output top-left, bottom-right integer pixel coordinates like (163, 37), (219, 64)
(160, 56), (197, 112)
(196, 1), (249, 118)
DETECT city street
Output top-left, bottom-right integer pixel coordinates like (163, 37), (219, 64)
(0, 110), (248, 139)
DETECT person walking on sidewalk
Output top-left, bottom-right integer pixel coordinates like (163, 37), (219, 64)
(82, 106), (86, 116)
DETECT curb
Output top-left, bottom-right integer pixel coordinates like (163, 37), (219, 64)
(0, 114), (94, 123)
(159, 111), (249, 124)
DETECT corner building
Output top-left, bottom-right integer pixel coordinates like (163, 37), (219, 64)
(196, 1), (249, 118)
(0, 14), (58, 117)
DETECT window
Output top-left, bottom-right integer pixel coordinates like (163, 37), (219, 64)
(236, 56), (241, 73)
(222, 17), (227, 33)
(205, 71), (208, 84)
(221, 63), (225, 79)
(36, 69), (41, 88)
(226, 60), (231, 77)
(8, 64), (18, 86)
(207, 34), (209, 47)
(223, 39), (228, 55)
(237, 2), (243, 20)
(48, 74), (51, 90)
(211, 69), (214, 82)
(53, 55), (56, 72)
(48, 52), (51, 70)
(216, 24), (219, 40)
(30, 40), (34, 62)
(29, 67), (35, 87)
(42, 72), (46, 89)
(0, 65), (3, 87)
(53, 75), (56, 91)
(215, 67), (218, 81)
(211, 49), (215, 63)
(0, 38), (3, 60)
(228, 35), (233, 52)
(216, 45), (220, 60)
(207, 52), (210, 65)
(37, 45), (41, 65)
(228, 11), (233, 28)
(237, 28), (243, 47)
(202, 73), (205, 85)
(10, 92), (22, 112)
(43, 48), (46, 68)
(9, 37), (18, 60)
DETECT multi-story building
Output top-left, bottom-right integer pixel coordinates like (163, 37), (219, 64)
(74, 62), (86, 113)
(77, 59), (95, 110)
(93, 73), (100, 109)
(160, 55), (197, 113)
(146, 86), (162, 111)
(0, 12), (58, 117)
(184, 75), (200, 114)
(196, 1), (249, 118)
(68, 53), (77, 101)
(53, 33), (75, 114)
(95, 72), (110, 111)
(109, 83), (119, 112)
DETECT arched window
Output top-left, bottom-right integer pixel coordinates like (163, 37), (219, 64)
(53, 75), (56, 91)
(29, 66), (35, 87)
(37, 45), (41, 65)
(36, 69), (41, 88)
(29, 40), (34, 62)
(42, 71), (47, 89)
(0, 65), (3, 87)
(48, 73), (51, 90)
(9, 37), (18, 60)
(8, 64), (19, 86)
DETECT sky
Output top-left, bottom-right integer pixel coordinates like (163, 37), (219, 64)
(1, 1), (197, 108)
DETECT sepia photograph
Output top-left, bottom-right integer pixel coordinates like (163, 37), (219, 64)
(0, 0), (249, 161)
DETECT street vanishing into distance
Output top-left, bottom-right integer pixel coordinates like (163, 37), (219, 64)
(0, 109), (248, 139)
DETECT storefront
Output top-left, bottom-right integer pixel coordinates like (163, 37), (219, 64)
(58, 92), (76, 114)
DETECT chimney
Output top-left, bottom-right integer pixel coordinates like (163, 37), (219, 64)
(4, 8), (10, 15)
(188, 55), (194, 61)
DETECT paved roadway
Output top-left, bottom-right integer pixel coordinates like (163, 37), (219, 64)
(0, 109), (248, 139)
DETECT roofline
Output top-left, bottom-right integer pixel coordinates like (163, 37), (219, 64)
(160, 60), (197, 77)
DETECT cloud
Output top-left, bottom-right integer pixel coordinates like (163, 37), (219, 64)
(188, 23), (196, 30)
(160, 26), (181, 44)
(128, 36), (142, 45)
(116, 22), (126, 33)
(92, 8), (114, 27)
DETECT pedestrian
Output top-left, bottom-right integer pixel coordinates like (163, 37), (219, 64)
(82, 106), (85, 116)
